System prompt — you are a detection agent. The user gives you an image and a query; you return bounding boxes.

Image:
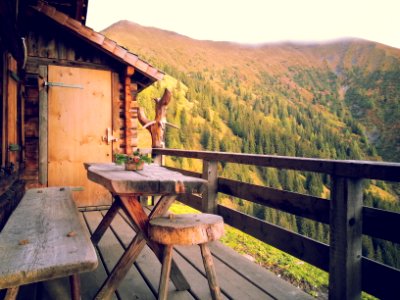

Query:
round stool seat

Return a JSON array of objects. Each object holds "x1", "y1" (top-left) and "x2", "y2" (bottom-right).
[{"x1": 149, "y1": 213, "x2": 224, "y2": 246}]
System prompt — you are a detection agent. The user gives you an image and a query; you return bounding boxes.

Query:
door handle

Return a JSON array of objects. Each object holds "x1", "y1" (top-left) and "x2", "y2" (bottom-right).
[{"x1": 102, "y1": 128, "x2": 118, "y2": 144}]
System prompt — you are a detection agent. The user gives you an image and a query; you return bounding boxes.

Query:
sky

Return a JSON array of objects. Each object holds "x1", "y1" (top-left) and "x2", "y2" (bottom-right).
[{"x1": 86, "y1": 0, "x2": 400, "y2": 49}]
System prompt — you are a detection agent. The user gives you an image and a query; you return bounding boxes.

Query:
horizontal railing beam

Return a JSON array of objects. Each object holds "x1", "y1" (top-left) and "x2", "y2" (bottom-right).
[
  {"x1": 153, "y1": 148, "x2": 400, "y2": 181},
  {"x1": 167, "y1": 166, "x2": 400, "y2": 243},
  {"x1": 218, "y1": 205, "x2": 330, "y2": 271},
  {"x1": 362, "y1": 257, "x2": 400, "y2": 299},
  {"x1": 363, "y1": 206, "x2": 400, "y2": 244},
  {"x1": 218, "y1": 177, "x2": 330, "y2": 224}
]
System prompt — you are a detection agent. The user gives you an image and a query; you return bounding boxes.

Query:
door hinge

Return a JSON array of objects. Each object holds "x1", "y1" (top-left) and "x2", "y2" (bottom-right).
[{"x1": 44, "y1": 79, "x2": 83, "y2": 89}]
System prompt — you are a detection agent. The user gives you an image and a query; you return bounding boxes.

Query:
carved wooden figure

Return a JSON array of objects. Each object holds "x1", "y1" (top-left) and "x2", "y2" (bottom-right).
[{"x1": 137, "y1": 88, "x2": 178, "y2": 148}]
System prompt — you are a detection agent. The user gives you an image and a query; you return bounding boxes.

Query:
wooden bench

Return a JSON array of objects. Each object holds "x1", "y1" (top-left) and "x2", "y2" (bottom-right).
[{"x1": 0, "y1": 187, "x2": 98, "y2": 300}]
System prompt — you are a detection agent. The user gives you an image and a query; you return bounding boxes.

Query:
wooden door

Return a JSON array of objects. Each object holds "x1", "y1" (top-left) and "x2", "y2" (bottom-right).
[{"x1": 48, "y1": 66, "x2": 112, "y2": 207}]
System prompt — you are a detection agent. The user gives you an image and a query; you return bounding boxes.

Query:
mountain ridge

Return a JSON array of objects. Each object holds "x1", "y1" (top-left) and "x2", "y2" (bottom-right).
[{"x1": 103, "y1": 20, "x2": 400, "y2": 162}]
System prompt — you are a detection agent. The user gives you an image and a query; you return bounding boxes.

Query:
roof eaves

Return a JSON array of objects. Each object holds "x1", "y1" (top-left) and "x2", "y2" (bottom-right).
[{"x1": 31, "y1": 2, "x2": 164, "y2": 82}]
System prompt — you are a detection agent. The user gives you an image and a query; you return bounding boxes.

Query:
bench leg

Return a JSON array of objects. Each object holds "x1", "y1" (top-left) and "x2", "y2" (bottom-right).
[
  {"x1": 158, "y1": 245, "x2": 173, "y2": 300},
  {"x1": 200, "y1": 243, "x2": 222, "y2": 300},
  {"x1": 70, "y1": 274, "x2": 81, "y2": 300},
  {"x1": 91, "y1": 199, "x2": 120, "y2": 245},
  {"x1": 5, "y1": 286, "x2": 20, "y2": 300}
]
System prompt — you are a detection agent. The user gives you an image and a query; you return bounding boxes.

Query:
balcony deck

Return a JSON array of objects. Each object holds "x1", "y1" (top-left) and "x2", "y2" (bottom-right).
[{"x1": 28, "y1": 207, "x2": 312, "y2": 300}]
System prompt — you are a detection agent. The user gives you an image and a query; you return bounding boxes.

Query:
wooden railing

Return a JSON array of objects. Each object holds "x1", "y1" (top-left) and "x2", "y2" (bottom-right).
[{"x1": 152, "y1": 148, "x2": 400, "y2": 300}]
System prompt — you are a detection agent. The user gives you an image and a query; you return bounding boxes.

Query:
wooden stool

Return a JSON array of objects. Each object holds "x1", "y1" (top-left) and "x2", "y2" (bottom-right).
[{"x1": 149, "y1": 213, "x2": 224, "y2": 300}]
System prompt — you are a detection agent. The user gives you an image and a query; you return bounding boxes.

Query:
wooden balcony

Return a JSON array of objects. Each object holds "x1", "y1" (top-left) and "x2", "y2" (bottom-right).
[
  {"x1": 3, "y1": 149, "x2": 399, "y2": 299},
  {"x1": 15, "y1": 207, "x2": 311, "y2": 299},
  {"x1": 150, "y1": 148, "x2": 400, "y2": 300}
]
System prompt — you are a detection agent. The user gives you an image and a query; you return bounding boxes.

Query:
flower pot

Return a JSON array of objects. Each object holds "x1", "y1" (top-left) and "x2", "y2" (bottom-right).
[{"x1": 125, "y1": 162, "x2": 144, "y2": 171}]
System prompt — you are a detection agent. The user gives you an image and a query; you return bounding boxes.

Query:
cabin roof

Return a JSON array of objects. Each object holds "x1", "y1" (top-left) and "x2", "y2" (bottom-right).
[{"x1": 31, "y1": 2, "x2": 164, "y2": 83}]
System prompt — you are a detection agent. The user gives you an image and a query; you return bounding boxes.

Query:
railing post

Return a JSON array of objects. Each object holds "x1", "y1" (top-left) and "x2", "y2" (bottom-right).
[
  {"x1": 329, "y1": 176, "x2": 363, "y2": 300},
  {"x1": 153, "y1": 153, "x2": 164, "y2": 166},
  {"x1": 202, "y1": 160, "x2": 218, "y2": 213}
]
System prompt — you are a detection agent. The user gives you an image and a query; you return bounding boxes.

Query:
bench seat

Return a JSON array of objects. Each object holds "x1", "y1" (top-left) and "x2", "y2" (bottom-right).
[{"x1": 0, "y1": 187, "x2": 98, "y2": 298}]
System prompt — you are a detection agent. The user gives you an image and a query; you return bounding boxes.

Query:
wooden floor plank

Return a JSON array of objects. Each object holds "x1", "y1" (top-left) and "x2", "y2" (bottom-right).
[
  {"x1": 175, "y1": 244, "x2": 272, "y2": 300},
  {"x1": 209, "y1": 241, "x2": 314, "y2": 300},
  {"x1": 108, "y1": 211, "x2": 194, "y2": 300},
  {"x1": 84, "y1": 211, "x2": 156, "y2": 300},
  {"x1": 35, "y1": 209, "x2": 316, "y2": 300},
  {"x1": 38, "y1": 213, "x2": 116, "y2": 300}
]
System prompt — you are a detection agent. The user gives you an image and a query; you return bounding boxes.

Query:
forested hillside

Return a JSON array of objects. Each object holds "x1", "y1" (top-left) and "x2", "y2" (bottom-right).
[{"x1": 103, "y1": 20, "x2": 400, "y2": 296}]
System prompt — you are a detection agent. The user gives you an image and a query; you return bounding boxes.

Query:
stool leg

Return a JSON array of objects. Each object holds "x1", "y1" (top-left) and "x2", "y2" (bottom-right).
[
  {"x1": 200, "y1": 243, "x2": 222, "y2": 300},
  {"x1": 158, "y1": 245, "x2": 173, "y2": 300}
]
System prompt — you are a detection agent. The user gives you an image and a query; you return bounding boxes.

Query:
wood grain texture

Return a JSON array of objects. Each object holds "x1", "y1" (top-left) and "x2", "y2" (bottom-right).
[
  {"x1": 202, "y1": 160, "x2": 218, "y2": 213},
  {"x1": 158, "y1": 245, "x2": 174, "y2": 300},
  {"x1": 91, "y1": 199, "x2": 120, "y2": 245},
  {"x1": 4, "y1": 286, "x2": 19, "y2": 300},
  {"x1": 149, "y1": 214, "x2": 224, "y2": 246},
  {"x1": 329, "y1": 177, "x2": 363, "y2": 300},
  {"x1": 94, "y1": 233, "x2": 147, "y2": 300},
  {"x1": 110, "y1": 210, "x2": 309, "y2": 300},
  {"x1": 38, "y1": 65, "x2": 48, "y2": 185},
  {"x1": 152, "y1": 148, "x2": 400, "y2": 181},
  {"x1": 218, "y1": 205, "x2": 330, "y2": 271},
  {"x1": 6, "y1": 59, "x2": 18, "y2": 168},
  {"x1": 200, "y1": 243, "x2": 222, "y2": 300},
  {"x1": 0, "y1": 187, "x2": 98, "y2": 289},
  {"x1": 118, "y1": 195, "x2": 191, "y2": 291},
  {"x1": 48, "y1": 65, "x2": 112, "y2": 206},
  {"x1": 86, "y1": 163, "x2": 206, "y2": 195}
]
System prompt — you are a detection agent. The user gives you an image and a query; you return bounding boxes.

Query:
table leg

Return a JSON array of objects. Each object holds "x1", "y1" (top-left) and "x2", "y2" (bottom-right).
[
  {"x1": 120, "y1": 195, "x2": 190, "y2": 291},
  {"x1": 94, "y1": 233, "x2": 147, "y2": 300},
  {"x1": 91, "y1": 199, "x2": 120, "y2": 245}
]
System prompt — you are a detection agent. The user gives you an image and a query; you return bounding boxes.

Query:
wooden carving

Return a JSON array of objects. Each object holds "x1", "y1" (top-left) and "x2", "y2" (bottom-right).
[{"x1": 137, "y1": 88, "x2": 178, "y2": 148}]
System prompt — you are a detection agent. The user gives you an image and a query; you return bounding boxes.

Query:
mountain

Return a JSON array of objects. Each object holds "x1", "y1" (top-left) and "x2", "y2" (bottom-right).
[
  {"x1": 104, "y1": 20, "x2": 400, "y2": 163},
  {"x1": 102, "y1": 21, "x2": 400, "y2": 286}
]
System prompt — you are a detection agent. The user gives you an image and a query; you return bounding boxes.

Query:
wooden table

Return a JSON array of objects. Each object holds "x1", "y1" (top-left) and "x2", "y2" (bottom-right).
[{"x1": 85, "y1": 163, "x2": 207, "y2": 299}]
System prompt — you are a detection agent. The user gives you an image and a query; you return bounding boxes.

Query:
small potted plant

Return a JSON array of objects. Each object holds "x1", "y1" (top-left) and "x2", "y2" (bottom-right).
[{"x1": 114, "y1": 150, "x2": 153, "y2": 171}]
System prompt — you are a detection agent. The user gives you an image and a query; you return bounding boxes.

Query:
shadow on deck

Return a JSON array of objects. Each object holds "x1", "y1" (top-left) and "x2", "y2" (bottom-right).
[{"x1": 18, "y1": 208, "x2": 313, "y2": 300}]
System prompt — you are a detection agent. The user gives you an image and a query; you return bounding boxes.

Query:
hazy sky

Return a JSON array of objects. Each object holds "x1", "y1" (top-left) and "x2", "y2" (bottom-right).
[{"x1": 87, "y1": 0, "x2": 400, "y2": 49}]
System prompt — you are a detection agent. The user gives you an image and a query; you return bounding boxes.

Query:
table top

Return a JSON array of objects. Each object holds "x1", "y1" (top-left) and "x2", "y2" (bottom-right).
[
  {"x1": 0, "y1": 188, "x2": 98, "y2": 289},
  {"x1": 85, "y1": 163, "x2": 207, "y2": 195}
]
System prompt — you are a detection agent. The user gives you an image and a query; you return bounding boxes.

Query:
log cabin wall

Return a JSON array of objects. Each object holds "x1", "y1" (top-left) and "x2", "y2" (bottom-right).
[
  {"x1": 0, "y1": 49, "x2": 26, "y2": 228},
  {"x1": 21, "y1": 14, "x2": 130, "y2": 188}
]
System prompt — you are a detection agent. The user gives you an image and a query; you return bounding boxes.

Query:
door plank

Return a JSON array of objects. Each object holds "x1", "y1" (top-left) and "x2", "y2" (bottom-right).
[{"x1": 48, "y1": 66, "x2": 112, "y2": 206}]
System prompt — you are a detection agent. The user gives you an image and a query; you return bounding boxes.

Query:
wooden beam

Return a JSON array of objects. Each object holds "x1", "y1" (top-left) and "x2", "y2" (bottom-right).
[
  {"x1": 111, "y1": 72, "x2": 121, "y2": 154},
  {"x1": 124, "y1": 66, "x2": 134, "y2": 154},
  {"x1": 1, "y1": 52, "x2": 7, "y2": 168},
  {"x1": 329, "y1": 176, "x2": 363, "y2": 300},
  {"x1": 218, "y1": 177, "x2": 330, "y2": 224},
  {"x1": 362, "y1": 206, "x2": 400, "y2": 244},
  {"x1": 218, "y1": 205, "x2": 330, "y2": 271},
  {"x1": 167, "y1": 166, "x2": 400, "y2": 243},
  {"x1": 202, "y1": 160, "x2": 218, "y2": 213},
  {"x1": 75, "y1": 0, "x2": 84, "y2": 22},
  {"x1": 362, "y1": 257, "x2": 400, "y2": 299},
  {"x1": 38, "y1": 66, "x2": 48, "y2": 185},
  {"x1": 152, "y1": 149, "x2": 400, "y2": 182}
]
